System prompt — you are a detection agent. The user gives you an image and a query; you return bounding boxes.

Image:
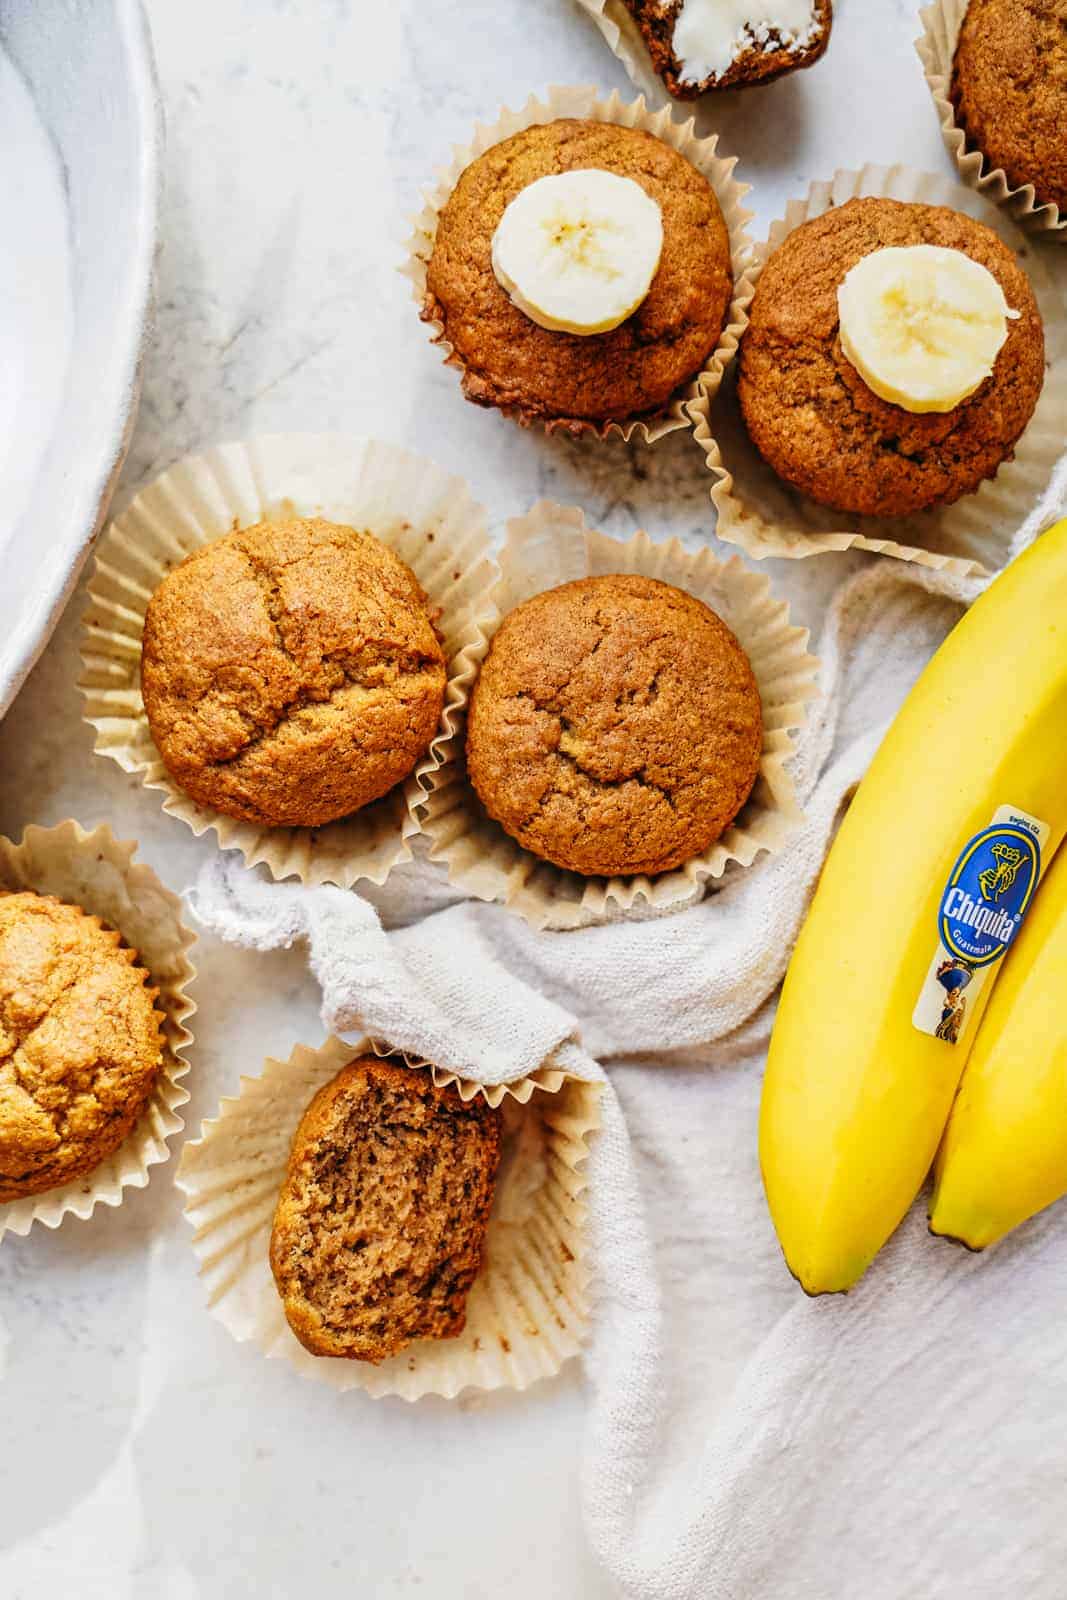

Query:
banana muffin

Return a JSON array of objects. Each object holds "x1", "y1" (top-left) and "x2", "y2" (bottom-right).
[
  {"x1": 466, "y1": 575, "x2": 763, "y2": 878},
  {"x1": 270, "y1": 1057, "x2": 501, "y2": 1363},
  {"x1": 619, "y1": 0, "x2": 833, "y2": 98},
  {"x1": 737, "y1": 197, "x2": 1045, "y2": 518},
  {"x1": 0, "y1": 893, "x2": 164, "y2": 1202},
  {"x1": 421, "y1": 118, "x2": 734, "y2": 433},
  {"x1": 952, "y1": 0, "x2": 1067, "y2": 216},
  {"x1": 141, "y1": 517, "x2": 448, "y2": 829}
]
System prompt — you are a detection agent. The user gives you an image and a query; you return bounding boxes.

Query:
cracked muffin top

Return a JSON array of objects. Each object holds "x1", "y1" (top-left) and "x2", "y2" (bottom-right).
[
  {"x1": 0, "y1": 893, "x2": 164, "y2": 1203},
  {"x1": 421, "y1": 119, "x2": 734, "y2": 433},
  {"x1": 270, "y1": 1056, "x2": 501, "y2": 1363},
  {"x1": 141, "y1": 517, "x2": 448, "y2": 829},
  {"x1": 737, "y1": 197, "x2": 1045, "y2": 518},
  {"x1": 466, "y1": 574, "x2": 763, "y2": 878},
  {"x1": 953, "y1": 0, "x2": 1067, "y2": 216}
]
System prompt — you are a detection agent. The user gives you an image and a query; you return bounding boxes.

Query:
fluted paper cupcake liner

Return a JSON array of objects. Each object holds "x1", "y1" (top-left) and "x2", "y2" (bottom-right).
[
  {"x1": 417, "y1": 501, "x2": 820, "y2": 931},
  {"x1": 79, "y1": 435, "x2": 498, "y2": 888},
  {"x1": 690, "y1": 164, "x2": 1067, "y2": 578},
  {"x1": 571, "y1": 0, "x2": 682, "y2": 103},
  {"x1": 916, "y1": 2, "x2": 1066, "y2": 241},
  {"x1": 404, "y1": 84, "x2": 754, "y2": 443},
  {"x1": 176, "y1": 1036, "x2": 600, "y2": 1401},
  {"x1": 0, "y1": 820, "x2": 196, "y2": 1242}
]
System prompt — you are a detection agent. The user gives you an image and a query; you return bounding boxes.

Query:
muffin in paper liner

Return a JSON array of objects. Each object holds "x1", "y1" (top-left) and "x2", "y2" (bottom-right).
[
  {"x1": 175, "y1": 1035, "x2": 600, "y2": 1401},
  {"x1": 0, "y1": 819, "x2": 197, "y2": 1242},
  {"x1": 690, "y1": 164, "x2": 1067, "y2": 579},
  {"x1": 571, "y1": 0, "x2": 834, "y2": 104},
  {"x1": 417, "y1": 501, "x2": 819, "y2": 932},
  {"x1": 79, "y1": 434, "x2": 498, "y2": 888},
  {"x1": 403, "y1": 84, "x2": 754, "y2": 443},
  {"x1": 916, "y1": 1, "x2": 1066, "y2": 242}
]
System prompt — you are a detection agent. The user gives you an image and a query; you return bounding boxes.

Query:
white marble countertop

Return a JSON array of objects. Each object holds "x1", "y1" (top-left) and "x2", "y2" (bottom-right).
[{"x1": 0, "y1": 2, "x2": 989, "y2": 1594}]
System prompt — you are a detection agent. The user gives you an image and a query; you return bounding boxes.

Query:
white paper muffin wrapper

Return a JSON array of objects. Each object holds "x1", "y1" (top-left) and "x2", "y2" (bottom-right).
[
  {"x1": 690, "y1": 164, "x2": 1067, "y2": 579},
  {"x1": 417, "y1": 501, "x2": 820, "y2": 932},
  {"x1": 404, "y1": 84, "x2": 754, "y2": 443},
  {"x1": 0, "y1": 820, "x2": 197, "y2": 1242},
  {"x1": 916, "y1": 1, "x2": 1066, "y2": 241},
  {"x1": 79, "y1": 435, "x2": 498, "y2": 888},
  {"x1": 176, "y1": 1035, "x2": 600, "y2": 1402},
  {"x1": 571, "y1": 0, "x2": 672, "y2": 103}
]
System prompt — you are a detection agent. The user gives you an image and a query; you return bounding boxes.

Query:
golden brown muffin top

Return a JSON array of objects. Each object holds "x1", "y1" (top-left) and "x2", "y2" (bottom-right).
[
  {"x1": 738, "y1": 197, "x2": 1045, "y2": 518},
  {"x1": 0, "y1": 893, "x2": 164, "y2": 1203},
  {"x1": 466, "y1": 574, "x2": 763, "y2": 879},
  {"x1": 270, "y1": 1056, "x2": 501, "y2": 1363},
  {"x1": 141, "y1": 517, "x2": 448, "y2": 830},
  {"x1": 619, "y1": 0, "x2": 833, "y2": 98},
  {"x1": 423, "y1": 119, "x2": 734, "y2": 432},
  {"x1": 953, "y1": 0, "x2": 1067, "y2": 215}
]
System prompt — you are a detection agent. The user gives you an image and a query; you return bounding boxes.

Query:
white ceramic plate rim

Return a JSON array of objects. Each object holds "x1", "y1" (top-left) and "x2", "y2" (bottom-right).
[{"x1": 0, "y1": 0, "x2": 161, "y2": 719}]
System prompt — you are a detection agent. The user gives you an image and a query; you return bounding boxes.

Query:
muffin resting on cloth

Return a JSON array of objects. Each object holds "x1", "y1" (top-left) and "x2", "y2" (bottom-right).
[
  {"x1": 466, "y1": 574, "x2": 763, "y2": 878},
  {"x1": 737, "y1": 197, "x2": 1045, "y2": 517},
  {"x1": 141, "y1": 517, "x2": 447, "y2": 829},
  {"x1": 619, "y1": 0, "x2": 833, "y2": 98},
  {"x1": 0, "y1": 893, "x2": 164, "y2": 1202},
  {"x1": 270, "y1": 1057, "x2": 501, "y2": 1363},
  {"x1": 422, "y1": 119, "x2": 734, "y2": 432},
  {"x1": 952, "y1": 0, "x2": 1067, "y2": 216}
]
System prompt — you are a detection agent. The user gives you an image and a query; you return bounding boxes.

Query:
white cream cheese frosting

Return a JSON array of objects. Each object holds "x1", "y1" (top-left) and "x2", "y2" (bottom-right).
[{"x1": 672, "y1": 0, "x2": 821, "y2": 87}]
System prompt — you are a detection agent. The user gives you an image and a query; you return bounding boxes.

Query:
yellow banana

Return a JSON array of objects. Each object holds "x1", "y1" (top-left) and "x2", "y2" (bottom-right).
[
  {"x1": 929, "y1": 839, "x2": 1067, "y2": 1250},
  {"x1": 760, "y1": 517, "x2": 1067, "y2": 1294}
]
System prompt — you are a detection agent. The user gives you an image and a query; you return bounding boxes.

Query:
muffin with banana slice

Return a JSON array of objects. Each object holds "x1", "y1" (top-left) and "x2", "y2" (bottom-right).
[
  {"x1": 420, "y1": 118, "x2": 735, "y2": 434},
  {"x1": 737, "y1": 197, "x2": 1045, "y2": 517}
]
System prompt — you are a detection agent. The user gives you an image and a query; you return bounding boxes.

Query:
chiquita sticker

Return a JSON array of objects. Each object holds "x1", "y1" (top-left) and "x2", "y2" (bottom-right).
[{"x1": 913, "y1": 804, "x2": 1049, "y2": 1046}]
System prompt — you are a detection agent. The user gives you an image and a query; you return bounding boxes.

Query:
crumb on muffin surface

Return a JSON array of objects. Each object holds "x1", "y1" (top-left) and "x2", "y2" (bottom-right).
[
  {"x1": 141, "y1": 516, "x2": 448, "y2": 830},
  {"x1": 737, "y1": 197, "x2": 1045, "y2": 518},
  {"x1": 466, "y1": 574, "x2": 763, "y2": 879},
  {"x1": 0, "y1": 892, "x2": 164, "y2": 1202},
  {"x1": 270, "y1": 1056, "x2": 501, "y2": 1363},
  {"x1": 422, "y1": 119, "x2": 734, "y2": 432}
]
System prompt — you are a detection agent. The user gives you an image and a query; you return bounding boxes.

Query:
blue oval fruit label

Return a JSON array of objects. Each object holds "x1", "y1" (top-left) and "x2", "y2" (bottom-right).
[
  {"x1": 938, "y1": 823, "x2": 1041, "y2": 967},
  {"x1": 914, "y1": 805, "x2": 1050, "y2": 1045}
]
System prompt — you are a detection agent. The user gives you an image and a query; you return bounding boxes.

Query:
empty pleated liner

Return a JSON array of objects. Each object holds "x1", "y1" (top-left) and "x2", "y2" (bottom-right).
[
  {"x1": 417, "y1": 500, "x2": 821, "y2": 931},
  {"x1": 0, "y1": 819, "x2": 197, "y2": 1242},
  {"x1": 176, "y1": 1036, "x2": 601, "y2": 1401},
  {"x1": 79, "y1": 433, "x2": 499, "y2": 888},
  {"x1": 916, "y1": 1, "x2": 1066, "y2": 241},
  {"x1": 690, "y1": 164, "x2": 1067, "y2": 578},
  {"x1": 404, "y1": 83, "x2": 755, "y2": 443}
]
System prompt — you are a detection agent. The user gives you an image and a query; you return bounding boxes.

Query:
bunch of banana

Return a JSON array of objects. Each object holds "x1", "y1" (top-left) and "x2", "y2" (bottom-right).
[{"x1": 760, "y1": 517, "x2": 1067, "y2": 1294}]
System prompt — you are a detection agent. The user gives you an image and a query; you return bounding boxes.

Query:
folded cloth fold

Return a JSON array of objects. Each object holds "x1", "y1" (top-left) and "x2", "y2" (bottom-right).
[{"x1": 191, "y1": 501, "x2": 1067, "y2": 1599}]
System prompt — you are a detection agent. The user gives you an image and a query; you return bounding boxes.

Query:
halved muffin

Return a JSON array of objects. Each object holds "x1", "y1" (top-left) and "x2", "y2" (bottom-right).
[{"x1": 270, "y1": 1057, "x2": 501, "y2": 1363}]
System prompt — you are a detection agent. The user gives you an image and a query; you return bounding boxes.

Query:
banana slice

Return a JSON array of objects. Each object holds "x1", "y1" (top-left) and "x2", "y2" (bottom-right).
[
  {"x1": 491, "y1": 169, "x2": 664, "y2": 337},
  {"x1": 837, "y1": 244, "x2": 1020, "y2": 414}
]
